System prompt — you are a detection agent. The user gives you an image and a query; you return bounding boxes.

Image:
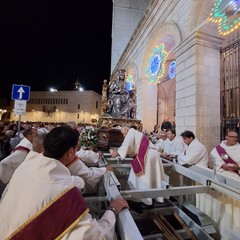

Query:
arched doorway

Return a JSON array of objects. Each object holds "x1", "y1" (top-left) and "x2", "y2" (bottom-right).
[{"x1": 139, "y1": 22, "x2": 181, "y2": 129}]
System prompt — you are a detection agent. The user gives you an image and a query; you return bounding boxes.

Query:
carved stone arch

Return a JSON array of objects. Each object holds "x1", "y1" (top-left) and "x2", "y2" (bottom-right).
[
  {"x1": 185, "y1": 0, "x2": 216, "y2": 36},
  {"x1": 138, "y1": 22, "x2": 180, "y2": 125}
]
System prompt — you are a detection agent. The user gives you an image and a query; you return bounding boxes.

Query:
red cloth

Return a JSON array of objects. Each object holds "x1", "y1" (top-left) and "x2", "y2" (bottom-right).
[
  {"x1": 9, "y1": 187, "x2": 89, "y2": 240},
  {"x1": 13, "y1": 146, "x2": 30, "y2": 153}
]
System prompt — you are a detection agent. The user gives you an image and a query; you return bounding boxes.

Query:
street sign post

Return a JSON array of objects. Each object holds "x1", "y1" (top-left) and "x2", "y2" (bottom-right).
[
  {"x1": 12, "y1": 84, "x2": 31, "y2": 138},
  {"x1": 14, "y1": 100, "x2": 27, "y2": 115},
  {"x1": 12, "y1": 84, "x2": 30, "y2": 101}
]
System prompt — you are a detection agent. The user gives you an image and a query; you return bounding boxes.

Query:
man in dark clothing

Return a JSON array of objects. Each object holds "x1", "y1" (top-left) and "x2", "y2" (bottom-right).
[{"x1": 161, "y1": 117, "x2": 172, "y2": 131}]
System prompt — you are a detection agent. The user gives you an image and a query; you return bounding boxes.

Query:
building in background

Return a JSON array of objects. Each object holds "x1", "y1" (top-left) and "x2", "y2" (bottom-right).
[{"x1": 10, "y1": 90, "x2": 101, "y2": 124}]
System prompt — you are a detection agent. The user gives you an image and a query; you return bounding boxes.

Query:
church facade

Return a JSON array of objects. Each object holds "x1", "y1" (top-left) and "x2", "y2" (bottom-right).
[
  {"x1": 111, "y1": 0, "x2": 240, "y2": 238},
  {"x1": 111, "y1": 0, "x2": 239, "y2": 152}
]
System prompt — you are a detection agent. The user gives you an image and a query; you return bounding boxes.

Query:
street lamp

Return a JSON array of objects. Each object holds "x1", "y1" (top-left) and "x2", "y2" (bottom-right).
[{"x1": 49, "y1": 88, "x2": 58, "y2": 92}]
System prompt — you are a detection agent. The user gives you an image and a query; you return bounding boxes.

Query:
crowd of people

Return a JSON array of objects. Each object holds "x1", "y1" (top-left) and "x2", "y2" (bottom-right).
[{"x1": 0, "y1": 118, "x2": 240, "y2": 239}]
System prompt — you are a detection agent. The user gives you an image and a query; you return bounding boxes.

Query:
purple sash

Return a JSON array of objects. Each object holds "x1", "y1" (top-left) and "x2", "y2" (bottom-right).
[
  {"x1": 8, "y1": 187, "x2": 89, "y2": 240},
  {"x1": 14, "y1": 146, "x2": 30, "y2": 153},
  {"x1": 216, "y1": 144, "x2": 240, "y2": 175},
  {"x1": 131, "y1": 134, "x2": 149, "y2": 176}
]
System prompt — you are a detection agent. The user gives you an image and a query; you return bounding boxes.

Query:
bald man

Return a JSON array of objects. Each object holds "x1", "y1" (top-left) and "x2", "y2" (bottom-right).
[{"x1": 111, "y1": 125, "x2": 165, "y2": 205}]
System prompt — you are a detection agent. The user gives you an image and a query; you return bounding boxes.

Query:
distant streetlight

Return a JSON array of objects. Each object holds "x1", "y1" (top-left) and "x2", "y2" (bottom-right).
[
  {"x1": 79, "y1": 87, "x2": 84, "y2": 92},
  {"x1": 50, "y1": 88, "x2": 58, "y2": 92}
]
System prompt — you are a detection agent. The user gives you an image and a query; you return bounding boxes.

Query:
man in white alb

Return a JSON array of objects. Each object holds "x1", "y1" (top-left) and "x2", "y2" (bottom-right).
[
  {"x1": 210, "y1": 130, "x2": 240, "y2": 179},
  {"x1": 154, "y1": 131, "x2": 170, "y2": 152},
  {"x1": 161, "y1": 129, "x2": 185, "y2": 158},
  {"x1": 176, "y1": 130, "x2": 208, "y2": 168},
  {"x1": 111, "y1": 125, "x2": 165, "y2": 205}
]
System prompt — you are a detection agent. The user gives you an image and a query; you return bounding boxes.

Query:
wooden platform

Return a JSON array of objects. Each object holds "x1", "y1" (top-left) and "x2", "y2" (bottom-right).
[{"x1": 97, "y1": 128, "x2": 124, "y2": 150}]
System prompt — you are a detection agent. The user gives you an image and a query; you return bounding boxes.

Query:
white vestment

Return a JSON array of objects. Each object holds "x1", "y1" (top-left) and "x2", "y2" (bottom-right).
[
  {"x1": 70, "y1": 175, "x2": 85, "y2": 191},
  {"x1": 164, "y1": 136, "x2": 185, "y2": 155},
  {"x1": 154, "y1": 139, "x2": 164, "y2": 151},
  {"x1": 117, "y1": 128, "x2": 165, "y2": 205},
  {"x1": 177, "y1": 138, "x2": 209, "y2": 167},
  {"x1": 210, "y1": 140, "x2": 240, "y2": 179},
  {"x1": 196, "y1": 191, "x2": 240, "y2": 239},
  {"x1": 196, "y1": 143, "x2": 240, "y2": 239},
  {"x1": 0, "y1": 152, "x2": 116, "y2": 240},
  {"x1": 0, "y1": 137, "x2": 32, "y2": 183},
  {"x1": 162, "y1": 138, "x2": 170, "y2": 152},
  {"x1": 155, "y1": 138, "x2": 170, "y2": 153},
  {"x1": 68, "y1": 159, "x2": 106, "y2": 189},
  {"x1": 76, "y1": 148, "x2": 100, "y2": 165}
]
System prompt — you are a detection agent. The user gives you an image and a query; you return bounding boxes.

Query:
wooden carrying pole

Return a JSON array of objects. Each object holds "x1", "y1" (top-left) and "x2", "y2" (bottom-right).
[
  {"x1": 173, "y1": 211, "x2": 197, "y2": 240},
  {"x1": 158, "y1": 213, "x2": 183, "y2": 240},
  {"x1": 149, "y1": 212, "x2": 180, "y2": 240}
]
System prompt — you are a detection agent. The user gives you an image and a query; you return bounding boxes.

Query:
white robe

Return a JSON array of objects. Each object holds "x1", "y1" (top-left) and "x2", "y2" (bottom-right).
[
  {"x1": 117, "y1": 128, "x2": 165, "y2": 205},
  {"x1": 154, "y1": 138, "x2": 164, "y2": 151},
  {"x1": 76, "y1": 148, "x2": 100, "y2": 165},
  {"x1": 197, "y1": 142, "x2": 240, "y2": 239},
  {"x1": 177, "y1": 138, "x2": 209, "y2": 168},
  {"x1": 68, "y1": 159, "x2": 106, "y2": 189},
  {"x1": 0, "y1": 137, "x2": 32, "y2": 183},
  {"x1": 196, "y1": 191, "x2": 240, "y2": 240},
  {"x1": 210, "y1": 140, "x2": 240, "y2": 179},
  {"x1": 154, "y1": 138, "x2": 170, "y2": 153},
  {"x1": 163, "y1": 138, "x2": 170, "y2": 152},
  {"x1": 164, "y1": 136, "x2": 185, "y2": 155},
  {"x1": 0, "y1": 152, "x2": 116, "y2": 240}
]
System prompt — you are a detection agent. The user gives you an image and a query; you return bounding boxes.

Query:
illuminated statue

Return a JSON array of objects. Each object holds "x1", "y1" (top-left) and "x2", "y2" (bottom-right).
[{"x1": 103, "y1": 69, "x2": 136, "y2": 118}]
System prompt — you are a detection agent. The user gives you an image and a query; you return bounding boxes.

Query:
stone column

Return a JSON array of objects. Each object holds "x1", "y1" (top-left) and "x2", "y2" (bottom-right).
[{"x1": 174, "y1": 31, "x2": 224, "y2": 151}]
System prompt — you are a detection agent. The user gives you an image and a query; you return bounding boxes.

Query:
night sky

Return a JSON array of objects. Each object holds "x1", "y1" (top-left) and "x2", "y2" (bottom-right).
[{"x1": 0, "y1": 1, "x2": 112, "y2": 103}]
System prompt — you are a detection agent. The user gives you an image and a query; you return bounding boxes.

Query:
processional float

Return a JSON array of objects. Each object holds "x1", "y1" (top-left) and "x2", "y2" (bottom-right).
[{"x1": 97, "y1": 69, "x2": 141, "y2": 150}]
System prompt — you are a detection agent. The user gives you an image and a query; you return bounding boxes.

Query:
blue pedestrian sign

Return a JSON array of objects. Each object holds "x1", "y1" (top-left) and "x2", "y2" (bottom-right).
[{"x1": 12, "y1": 84, "x2": 31, "y2": 101}]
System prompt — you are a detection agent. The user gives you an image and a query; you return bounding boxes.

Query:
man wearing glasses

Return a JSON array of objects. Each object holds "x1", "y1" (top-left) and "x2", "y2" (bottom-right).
[{"x1": 210, "y1": 130, "x2": 240, "y2": 179}]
